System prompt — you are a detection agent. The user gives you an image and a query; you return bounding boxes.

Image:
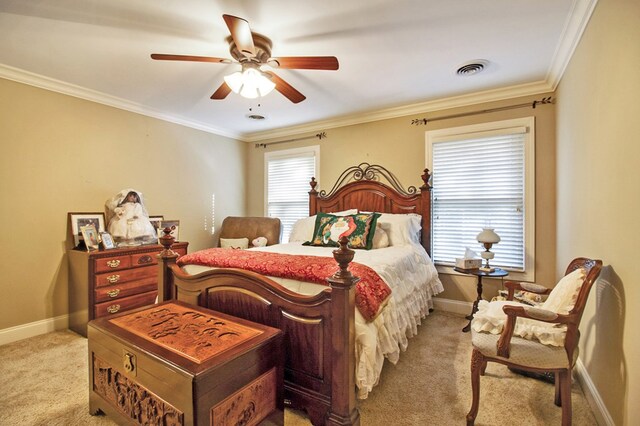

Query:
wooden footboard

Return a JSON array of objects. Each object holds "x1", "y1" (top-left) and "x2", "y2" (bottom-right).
[{"x1": 157, "y1": 234, "x2": 360, "y2": 426}]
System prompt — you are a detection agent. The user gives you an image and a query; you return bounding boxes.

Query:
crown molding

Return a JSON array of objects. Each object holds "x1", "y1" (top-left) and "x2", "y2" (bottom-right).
[
  {"x1": 0, "y1": 63, "x2": 242, "y2": 140},
  {"x1": 0, "y1": 0, "x2": 595, "y2": 144},
  {"x1": 243, "y1": 0, "x2": 597, "y2": 143},
  {"x1": 546, "y1": 0, "x2": 599, "y2": 90},
  {"x1": 242, "y1": 80, "x2": 553, "y2": 142}
]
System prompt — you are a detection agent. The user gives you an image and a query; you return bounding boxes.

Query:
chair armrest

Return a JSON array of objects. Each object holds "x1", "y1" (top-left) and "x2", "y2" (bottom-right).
[
  {"x1": 504, "y1": 281, "x2": 551, "y2": 301},
  {"x1": 496, "y1": 306, "x2": 576, "y2": 358}
]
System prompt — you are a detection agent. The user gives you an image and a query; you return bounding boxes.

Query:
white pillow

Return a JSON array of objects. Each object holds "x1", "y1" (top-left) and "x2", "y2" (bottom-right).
[
  {"x1": 376, "y1": 213, "x2": 422, "y2": 246},
  {"x1": 288, "y1": 209, "x2": 358, "y2": 243},
  {"x1": 541, "y1": 268, "x2": 586, "y2": 314},
  {"x1": 220, "y1": 237, "x2": 249, "y2": 249},
  {"x1": 371, "y1": 224, "x2": 390, "y2": 249}
]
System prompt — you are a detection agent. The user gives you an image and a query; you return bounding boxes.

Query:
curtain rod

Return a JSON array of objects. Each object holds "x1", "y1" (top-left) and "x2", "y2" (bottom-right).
[
  {"x1": 255, "y1": 131, "x2": 327, "y2": 148},
  {"x1": 410, "y1": 96, "x2": 554, "y2": 126}
]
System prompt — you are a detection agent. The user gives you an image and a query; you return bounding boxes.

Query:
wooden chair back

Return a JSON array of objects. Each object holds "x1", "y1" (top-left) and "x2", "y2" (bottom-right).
[{"x1": 562, "y1": 257, "x2": 603, "y2": 359}]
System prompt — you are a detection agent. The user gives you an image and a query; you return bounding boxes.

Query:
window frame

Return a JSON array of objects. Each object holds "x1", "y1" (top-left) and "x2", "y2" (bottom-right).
[
  {"x1": 425, "y1": 117, "x2": 535, "y2": 281},
  {"x1": 264, "y1": 145, "x2": 320, "y2": 242}
]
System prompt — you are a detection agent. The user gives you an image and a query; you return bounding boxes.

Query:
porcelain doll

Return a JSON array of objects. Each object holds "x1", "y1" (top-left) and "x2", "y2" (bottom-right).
[{"x1": 105, "y1": 189, "x2": 156, "y2": 243}]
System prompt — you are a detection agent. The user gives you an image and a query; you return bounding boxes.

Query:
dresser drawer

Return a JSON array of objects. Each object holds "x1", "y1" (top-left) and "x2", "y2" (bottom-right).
[
  {"x1": 94, "y1": 290, "x2": 157, "y2": 318},
  {"x1": 95, "y1": 256, "x2": 132, "y2": 273},
  {"x1": 131, "y1": 252, "x2": 158, "y2": 267},
  {"x1": 94, "y1": 265, "x2": 156, "y2": 287},
  {"x1": 94, "y1": 279, "x2": 157, "y2": 303}
]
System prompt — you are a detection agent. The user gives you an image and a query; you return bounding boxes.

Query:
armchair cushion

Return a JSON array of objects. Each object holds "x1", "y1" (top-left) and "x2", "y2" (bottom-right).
[{"x1": 471, "y1": 329, "x2": 578, "y2": 369}]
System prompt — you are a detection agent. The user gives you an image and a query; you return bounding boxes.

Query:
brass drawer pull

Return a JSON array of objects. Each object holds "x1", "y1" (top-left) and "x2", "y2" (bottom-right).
[
  {"x1": 107, "y1": 304, "x2": 121, "y2": 314},
  {"x1": 106, "y1": 274, "x2": 120, "y2": 284},
  {"x1": 106, "y1": 259, "x2": 121, "y2": 268},
  {"x1": 138, "y1": 255, "x2": 153, "y2": 264},
  {"x1": 106, "y1": 289, "x2": 120, "y2": 298}
]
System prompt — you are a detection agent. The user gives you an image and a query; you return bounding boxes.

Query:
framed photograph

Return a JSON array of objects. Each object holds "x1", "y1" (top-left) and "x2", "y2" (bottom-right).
[
  {"x1": 80, "y1": 224, "x2": 100, "y2": 251},
  {"x1": 149, "y1": 215, "x2": 164, "y2": 239},
  {"x1": 159, "y1": 220, "x2": 180, "y2": 241},
  {"x1": 69, "y1": 212, "x2": 105, "y2": 248},
  {"x1": 100, "y1": 232, "x2": 116, "y2": 250}
]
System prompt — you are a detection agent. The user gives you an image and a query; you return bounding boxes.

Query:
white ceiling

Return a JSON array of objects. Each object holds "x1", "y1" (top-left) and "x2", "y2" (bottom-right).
[{"x1": 0, "y1": 0, "x2": 595, "y2": 141}]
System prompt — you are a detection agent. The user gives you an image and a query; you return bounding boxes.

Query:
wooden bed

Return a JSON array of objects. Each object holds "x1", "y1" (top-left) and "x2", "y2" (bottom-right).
[{"x1": 157, "y1": 163, "x2": 432, "y2": 426}]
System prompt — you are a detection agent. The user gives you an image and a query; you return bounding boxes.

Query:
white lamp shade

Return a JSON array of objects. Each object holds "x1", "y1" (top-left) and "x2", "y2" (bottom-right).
[
  {"x1": 224, "y1": 67, "x2": 275, "y2": 99},
  {"x1": 477, "y1": 228, "x2": 500, "y2": 244}
]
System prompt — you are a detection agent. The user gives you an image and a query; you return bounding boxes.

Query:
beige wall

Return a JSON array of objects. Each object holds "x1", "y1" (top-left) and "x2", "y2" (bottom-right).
[
  {"x1": 0, "y1": 78, "x2": 247, "y2": 330},
  {"x1": 557, "y1": 0, "x2": 639, "y2": 424},
  {"x1": 247, "y1": 93, "x2": 557, "y2": 302}
]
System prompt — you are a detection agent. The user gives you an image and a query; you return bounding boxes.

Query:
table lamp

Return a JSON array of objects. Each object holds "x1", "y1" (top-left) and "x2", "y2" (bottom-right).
[{"x1": 477, "y1": 228, "x2": 500, "y2": 272}]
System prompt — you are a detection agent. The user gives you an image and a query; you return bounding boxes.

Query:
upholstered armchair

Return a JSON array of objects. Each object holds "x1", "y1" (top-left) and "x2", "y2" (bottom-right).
[
  {"x1": 217, "y1": 216, "x2": 281, "y2": 248},
  {"x1": 466, "y1": 257, "x2": 603, "y2": 426}
]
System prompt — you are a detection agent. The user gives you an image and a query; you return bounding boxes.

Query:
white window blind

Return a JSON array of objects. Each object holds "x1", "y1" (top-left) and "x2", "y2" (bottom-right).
[
  {"x1": 426, "y1": 117, "x2": 535, "y2": 278},
  {"x1": 266, "y1": 147, "x2": 318, "y2": 242}
]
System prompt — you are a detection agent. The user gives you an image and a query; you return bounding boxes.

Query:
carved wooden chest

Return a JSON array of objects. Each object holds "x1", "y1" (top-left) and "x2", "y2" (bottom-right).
[{"x1": 88, "y1": 300, "x2": 284, "y2": 426}]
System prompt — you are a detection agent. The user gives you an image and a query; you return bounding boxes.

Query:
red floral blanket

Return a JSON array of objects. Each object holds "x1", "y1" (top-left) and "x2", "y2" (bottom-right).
[{"x1": 177, "y1": 249, "x2": 392, "y2": 322}]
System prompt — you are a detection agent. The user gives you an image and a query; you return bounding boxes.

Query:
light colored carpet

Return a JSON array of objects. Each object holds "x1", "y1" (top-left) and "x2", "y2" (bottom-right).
[{"x1": 0, "y1": 311, "x2": 597, "y2": 425}]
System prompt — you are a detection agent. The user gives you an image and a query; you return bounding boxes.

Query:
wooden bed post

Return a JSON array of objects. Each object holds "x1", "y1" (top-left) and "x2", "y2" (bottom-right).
[
  {"x1": 325, "y1": 237, "x2": 360, "y2": 426},
  {"x1": 420, "y1": 168, "x2": 432, "y2": 257},
  {"x1": 157, "y1": 227, "x2": 179, "y2": 302},
  {"x1": 309, "y1": 177, "x2": 319, "y2": 216}
]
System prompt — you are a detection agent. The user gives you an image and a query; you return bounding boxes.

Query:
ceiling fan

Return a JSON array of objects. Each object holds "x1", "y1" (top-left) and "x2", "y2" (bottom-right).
[{"x1": 151, "y1": 14, "x2": 339, "y2": 104}]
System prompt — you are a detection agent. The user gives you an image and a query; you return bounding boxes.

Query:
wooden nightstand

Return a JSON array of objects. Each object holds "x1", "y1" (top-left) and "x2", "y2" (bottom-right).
[
  {"x1": 454, "y1": 267, "x2": 508, "y2": 332},
  {"x1": 68, "y1": 242, "x2": 188, "y2": 337}
]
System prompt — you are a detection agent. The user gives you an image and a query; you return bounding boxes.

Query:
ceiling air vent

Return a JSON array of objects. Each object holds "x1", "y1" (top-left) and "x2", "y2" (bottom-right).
[{"x1": 456, "y1": 60, "x2": 489, "y2": 76}]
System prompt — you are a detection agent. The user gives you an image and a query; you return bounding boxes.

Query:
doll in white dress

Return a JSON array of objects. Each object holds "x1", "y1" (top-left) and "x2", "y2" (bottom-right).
[{"x1": 105, "y1": 189, "x2": 156, "y2": 243}]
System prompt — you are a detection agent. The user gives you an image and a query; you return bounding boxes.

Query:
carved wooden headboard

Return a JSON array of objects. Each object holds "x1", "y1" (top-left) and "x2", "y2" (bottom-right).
[{"x1": 308, "y1": 163, "x2": 432, "y2": 255}]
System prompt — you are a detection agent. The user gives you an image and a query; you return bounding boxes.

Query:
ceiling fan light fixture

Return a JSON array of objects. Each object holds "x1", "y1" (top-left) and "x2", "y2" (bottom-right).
[{"x1": 224, "y1": 65, "x2": 275, "y2": 99}]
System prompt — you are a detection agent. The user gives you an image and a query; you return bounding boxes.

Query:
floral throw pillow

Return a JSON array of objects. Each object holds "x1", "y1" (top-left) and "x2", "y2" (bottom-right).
[{"x1": 304, "y1": 212, "x2": 381, "y2": 249}]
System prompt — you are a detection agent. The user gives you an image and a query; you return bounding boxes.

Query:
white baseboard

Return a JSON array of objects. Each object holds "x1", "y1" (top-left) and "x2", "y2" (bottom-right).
[
  {"x1": 575, "y1": 358, "x2": 614, "y2": 426},
  {"x1": 0, "y1": 314, "x2": 69, "y2": 346},
  {"x1": 432, "y1": 297, "x2": 473, "y2": 316}
]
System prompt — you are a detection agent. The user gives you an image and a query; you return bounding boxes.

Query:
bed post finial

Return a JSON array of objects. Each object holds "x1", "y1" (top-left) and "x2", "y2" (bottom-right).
[
  {"x1": 326, "y1": 236, "x2": 361, "y2": 426},
  {"x1": 421, "y1": 168, "x2": 432, "y2": 190},
  {"x1": 332, "y1": 237, "x2": 356, "y2": 281},
  {"x1": 309, "y1": 177, "x2": 318, "y2": 194},
  {"x1": 159, "y1": 227, "x2": 178, "y2": 256}
]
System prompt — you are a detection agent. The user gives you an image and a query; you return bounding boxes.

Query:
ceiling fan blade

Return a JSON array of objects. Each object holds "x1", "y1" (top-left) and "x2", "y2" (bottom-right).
[
  {"x1": 151, "y1": 53, "x2": 231, "y2": 63},
  {"x1": 211, "y1": 82, "x2": 232, "y2": 100},
  {"x1": 265, "y1": 72, "x2": 306, "y2": 104},
  {"x1": 223, "y1": 14, "x2": 256, "y2": 57},
  {"x1": 268, "y1": 56, "x2": 339, "y2": 70}
]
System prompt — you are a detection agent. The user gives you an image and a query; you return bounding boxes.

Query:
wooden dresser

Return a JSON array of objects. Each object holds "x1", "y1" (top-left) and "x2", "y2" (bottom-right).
[{"x1": 68, "y1": 242, "x2": 188, "y2": 337}]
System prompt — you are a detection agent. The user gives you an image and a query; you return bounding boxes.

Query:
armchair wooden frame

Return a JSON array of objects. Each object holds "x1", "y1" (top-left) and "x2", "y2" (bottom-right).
[{"x1": 466, "y1": 257, "x2": 603, "y2": 426}]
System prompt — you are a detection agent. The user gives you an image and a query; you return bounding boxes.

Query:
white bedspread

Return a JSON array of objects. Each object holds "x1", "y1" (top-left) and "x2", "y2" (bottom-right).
[{"x1": 182, "y1": 242, "x2": 443, "y2": 399}]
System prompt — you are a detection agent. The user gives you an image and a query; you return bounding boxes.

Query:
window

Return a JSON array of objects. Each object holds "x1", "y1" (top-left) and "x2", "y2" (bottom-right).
[
  {"x1": 426, "y1": 117, "x2": 535, "y2": 280},
  {"x1": 265, "y1": 146, "x2": 319, "y2": 242}
]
